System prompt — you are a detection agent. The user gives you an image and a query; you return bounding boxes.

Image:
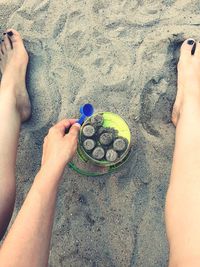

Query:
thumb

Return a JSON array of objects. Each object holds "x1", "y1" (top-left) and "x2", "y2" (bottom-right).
[{"x1": 68, "y1": 123, "x2": 81, "y2": 138}]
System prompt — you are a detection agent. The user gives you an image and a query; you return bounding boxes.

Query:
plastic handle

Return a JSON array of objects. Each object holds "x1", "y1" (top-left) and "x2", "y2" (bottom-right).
[
  {"x1": 77, "y1": 103, "x2": 94, "y2": 125},
  {"x1": 77, "y1": 115, "x2": 86, "y2": 125}
]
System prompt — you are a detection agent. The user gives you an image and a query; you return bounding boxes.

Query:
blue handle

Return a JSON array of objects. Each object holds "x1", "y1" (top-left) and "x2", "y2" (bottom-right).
[
  {"x1": 77, "y1": 114, "x2": 86, "y2": 125},
  {"x1": 77, "y1": 103, "x2": 94, "y2": 125}
]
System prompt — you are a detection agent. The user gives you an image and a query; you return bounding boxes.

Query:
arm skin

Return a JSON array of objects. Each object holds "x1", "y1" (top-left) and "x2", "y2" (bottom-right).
[
  {"x1": 0, "y1": 168, "x2": 59, "y2": 267},
  {"x1": 0, "y1": 119, "x2": 80, "y2": 267}
]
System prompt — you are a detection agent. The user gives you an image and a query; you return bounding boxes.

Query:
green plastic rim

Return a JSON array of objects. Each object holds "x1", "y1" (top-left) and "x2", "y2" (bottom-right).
[
  {"x1": 69, "y1": 112, "x2": 132, "y2": 176},
  {"x1": 68, "y1": 147, "x2": 132, "y2": 177},
  {"x1": 79, "y1": 112, "x2": 131, "y2": 167}
]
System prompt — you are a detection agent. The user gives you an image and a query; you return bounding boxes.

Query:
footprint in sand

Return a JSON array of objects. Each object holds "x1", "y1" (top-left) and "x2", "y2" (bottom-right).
[
  {"x1": 134, "y1": 26, "x2": 200, "y2": 138},
  {"x1": 23, "y1": 40, "x2": 61, "y2": 131}
]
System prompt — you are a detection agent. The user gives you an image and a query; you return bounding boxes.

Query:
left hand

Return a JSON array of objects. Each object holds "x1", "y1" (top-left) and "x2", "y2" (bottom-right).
[{"x1": 41, "y1": 119, "x2": 80, "y2": 177}]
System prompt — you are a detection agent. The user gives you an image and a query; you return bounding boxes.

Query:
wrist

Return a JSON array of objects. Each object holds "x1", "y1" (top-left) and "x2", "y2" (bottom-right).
[
  {"x1": 40, "y1": 161, "x2": 66, "y2": 179},
  {"x1": 32, "y1": 168, "x2": 59, "y2": 201},
  {"x1": 35, "y1": 165, "x2": 64, "y2": 190}
]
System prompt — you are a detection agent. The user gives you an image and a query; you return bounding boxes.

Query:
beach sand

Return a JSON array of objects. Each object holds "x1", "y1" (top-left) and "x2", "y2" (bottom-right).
[{"x1": 0, "y1": 0, "x2": 198, "y2": 266}]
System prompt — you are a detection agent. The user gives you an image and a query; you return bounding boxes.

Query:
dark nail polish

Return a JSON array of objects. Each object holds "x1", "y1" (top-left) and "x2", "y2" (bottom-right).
[
  {"x1": 7, "y1": 31, "x2": 13, "y2": 37},
  {"x1": 187, "y1": 39, "x2": 194, "y2": 45},
  {"x1": 3, "y1": 33, "x2": 6, "y2": 35},
  {"x1": 1, "y1": 40, "x2": 4, "y2": 42}
]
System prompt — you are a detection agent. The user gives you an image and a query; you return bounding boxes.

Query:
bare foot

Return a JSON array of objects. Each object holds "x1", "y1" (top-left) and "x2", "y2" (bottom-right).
[
  {"x1": 172, "y1": 39, "x2": 200, "y2": 126},
  {"x1": 0, "y1": 29, "x2": 31, "y2": 122}
]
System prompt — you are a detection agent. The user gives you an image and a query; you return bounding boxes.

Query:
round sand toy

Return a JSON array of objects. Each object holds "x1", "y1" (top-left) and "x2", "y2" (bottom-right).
[{"x1": 69, "y1": 112, "x2": 132, "y2": 176}]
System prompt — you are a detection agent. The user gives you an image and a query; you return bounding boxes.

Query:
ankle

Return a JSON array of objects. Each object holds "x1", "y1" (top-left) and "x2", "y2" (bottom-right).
[
  {"x1": 0, "y1": 91, "x2": 22, "y2": 121},
  {"x1": 1, "y1": 74, "x2": 25, "y2": 89},
  {"x1": 172, "y1": 94, "x2": 200, "y2": 126},
  {"x1": 0, "y1": 87, "x2": 17, "y2": 100},
  {"x1": 176, "y1": 99, "x2": 200, "y2": 125}
]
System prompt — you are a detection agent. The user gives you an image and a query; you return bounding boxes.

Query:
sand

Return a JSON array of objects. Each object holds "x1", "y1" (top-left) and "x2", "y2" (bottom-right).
[{"x1": 0, "y1": 0, "x2": 198, "y2": 266}]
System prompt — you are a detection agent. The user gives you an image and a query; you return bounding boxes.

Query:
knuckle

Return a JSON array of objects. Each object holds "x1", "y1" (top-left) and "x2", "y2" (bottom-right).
[
  {"x1": 70, "y1": 126, "x2": 79, "y2": 134},
  {"x1": 48, "y1": 127, "x2": 54, "y2": 133}
]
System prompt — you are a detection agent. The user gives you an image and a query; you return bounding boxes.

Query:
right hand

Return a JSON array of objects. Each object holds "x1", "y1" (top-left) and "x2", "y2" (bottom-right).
[{"x1": 41, "y1": 119, "x2": 80, "y2": 177}]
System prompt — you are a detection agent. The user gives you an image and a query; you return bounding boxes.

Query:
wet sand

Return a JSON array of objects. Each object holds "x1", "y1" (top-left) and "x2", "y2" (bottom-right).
[{"x1": 0, "y1": 1, "x2": 198, "y2": 266}]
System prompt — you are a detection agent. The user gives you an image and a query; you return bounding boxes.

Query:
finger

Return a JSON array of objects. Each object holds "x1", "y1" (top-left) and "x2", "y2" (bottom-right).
[
  {"x1": 67, "y1": 123, "x2": 80, "y2": 139},
  {"x1": 55, "y1": 118, "x2": 77, "y2": 130},
  {"x1": 54, "y1": 119, "x2": 71, "y2": 128},
  {"x1": 54, "y1": 119, "x2": 78, "y2": 137},
  {"x1": 51, "y1": 120, "x2": 71, "y2": 136}
]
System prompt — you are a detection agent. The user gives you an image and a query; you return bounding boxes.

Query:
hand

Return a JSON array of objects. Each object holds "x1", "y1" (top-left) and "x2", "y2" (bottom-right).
[{"x1": 41, "y1": 119, "x2": 80, "y2": 177}]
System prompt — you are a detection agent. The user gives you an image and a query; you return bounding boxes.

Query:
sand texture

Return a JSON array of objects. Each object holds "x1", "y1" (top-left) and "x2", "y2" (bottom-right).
[{"x1": 0, "y1": 0, "x2": 198, "y2": 266}]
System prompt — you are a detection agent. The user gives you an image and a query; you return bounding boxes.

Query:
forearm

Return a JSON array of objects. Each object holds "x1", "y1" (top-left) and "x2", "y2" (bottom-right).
[{"x1": 0, "y1": 167, "x2": 61, "y2": 267}]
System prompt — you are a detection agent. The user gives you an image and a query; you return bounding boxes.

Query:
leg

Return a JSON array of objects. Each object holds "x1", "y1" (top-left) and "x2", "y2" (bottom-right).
[
  {"x1": 0, "y1": 29, "x2": 31, "y2": 240},
  {"x1": 165, "y1": 39, "x2": 200, "y2": 266}
]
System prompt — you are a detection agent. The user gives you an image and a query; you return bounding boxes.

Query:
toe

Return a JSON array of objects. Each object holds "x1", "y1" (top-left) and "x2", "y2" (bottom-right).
[
  {"x1": 6, "y1": 28, "x2": 20, "y2": 37},
  {"x1": 3, "y1": 34, "x2": 12, "y2": 50},
  {"x1": 1, "y1": 40, "x2": 6, "y2": 55},
  {"x1": 0, "y1": 43, "x2": 3, "y2": 57},
  {"x1": 5, "y1": 29, "x2": 23, "y2": 47},
  {"x1": 194, "y1": 42, "x2": 200, "y2": 58},
  {"x1": 180, "y1": 39, "x2": 195, "y2": 61},
  {"x1": 0, "y1": 42, "x2": 3, "y2": 55}
]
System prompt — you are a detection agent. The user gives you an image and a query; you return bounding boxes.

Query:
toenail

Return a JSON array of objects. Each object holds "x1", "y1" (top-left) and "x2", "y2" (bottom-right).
[
  {"x1": 7, "y1": 31, "x2": 13, "y2": 37},
  {"x1": 187, "y1": 39, "x2": 194, "y2": 45}
]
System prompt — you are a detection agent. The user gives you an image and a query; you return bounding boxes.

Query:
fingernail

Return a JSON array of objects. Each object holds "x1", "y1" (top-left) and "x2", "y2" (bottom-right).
[
  {"x1": 7, "y1": 31, "x2": 13, "y2": 37},
  {"x1": 1, "y1": 40, "x2": 4, "y2": 42},
  {"x1": 3, "y1": 33, "x2": 6, "y2": 35},
  {"x1": 187, "y1": 39, "x2": 194, "y2": 45},
  {"x1": 74, "y1": 122, "x2": 81, "y2": 127}
]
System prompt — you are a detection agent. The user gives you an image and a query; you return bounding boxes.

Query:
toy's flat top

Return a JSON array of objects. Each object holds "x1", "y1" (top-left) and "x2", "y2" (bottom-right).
[
  {"x1": 79, "y1": 112, "x2": 131, "y2": 166},
  {"x1": 69, "y1": 112, "x2": 132, "y2": 175}
]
